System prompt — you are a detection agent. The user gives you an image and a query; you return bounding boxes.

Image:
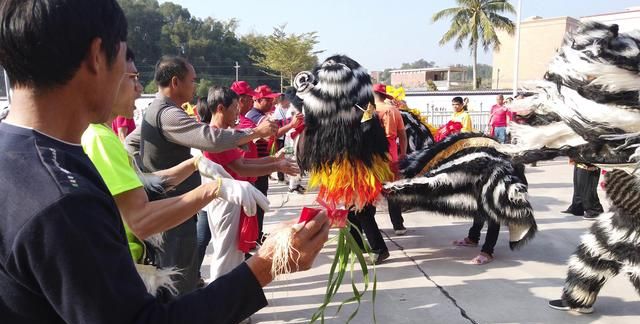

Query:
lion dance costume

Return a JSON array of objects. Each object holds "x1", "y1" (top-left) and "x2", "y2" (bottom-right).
[
  {"x1": 504, "y1": 22, "x2": 640, "y2": 312},
  {"x1": 294, "y1": 55, "x2": 393, "y2": 211}
]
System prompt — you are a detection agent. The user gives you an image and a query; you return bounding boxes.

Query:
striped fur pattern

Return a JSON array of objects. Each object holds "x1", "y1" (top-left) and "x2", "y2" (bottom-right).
[
  {"x1": 546, "y1": 22, "x2": 640, "y2": 107},
  {"x1": 399, "y1": 108, "x2": 435, "y2": 154},
  {"x1": 562, "y1": 169, "x2": 640, "y2": 308},
  {"x1": 507, "y1": 22, "x2": 640, "y2": 166},
  {"x1": 294, "y1": 55, "x2": 388, "y2": 171},
  {"x1": 384, "y1": 133, "x2": 536, "y2": 249}
]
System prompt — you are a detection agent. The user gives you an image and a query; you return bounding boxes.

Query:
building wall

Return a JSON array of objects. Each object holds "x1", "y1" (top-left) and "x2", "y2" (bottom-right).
[
  {"x1": 370, "y1": 71, "x2": 381, "y2": 84},
  {"x1": 581, "y1": 8, "x2": 640, "y2": 32},
  {"x1": 492, "y1": 9, "x2": 640, "y2": 90},
  {"x1": 390, "y1": 70, "x2": 427, "y2": 88},
  {"x1": 492, "y1": 16, "x2": 579, "y2": 89}
]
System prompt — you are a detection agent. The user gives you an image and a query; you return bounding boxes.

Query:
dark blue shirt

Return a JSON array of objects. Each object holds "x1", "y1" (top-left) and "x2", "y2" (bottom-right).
[
  {"x1": 244, "y1": 107, "x2": 266, "y2": 125},
  {"x1": 0, "y1": 122, "x2": 267, "y2": 323},
  {"x1": 244, "y1": 108, "x2": 270, "y2": 157}
]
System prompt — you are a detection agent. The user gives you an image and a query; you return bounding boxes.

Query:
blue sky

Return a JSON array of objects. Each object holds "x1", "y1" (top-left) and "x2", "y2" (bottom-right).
[{"x1": 161, "y1": 0, "x2": 640, "y2": 71}]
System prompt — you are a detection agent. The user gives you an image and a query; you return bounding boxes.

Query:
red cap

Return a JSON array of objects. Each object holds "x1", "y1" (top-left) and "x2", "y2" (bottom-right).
[
  {"x1": 253, "y1": 85, "x2": 281, "y2": 99},
  {"x1": 373, "y1": 83, "x2": 394, "y2": 100},
  {"x1": 231, "y1": 81, "x2": 257, "y2": 97}
]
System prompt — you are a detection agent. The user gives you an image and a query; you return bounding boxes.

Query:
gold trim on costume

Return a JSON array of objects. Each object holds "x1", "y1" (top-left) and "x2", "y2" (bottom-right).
[{"x1": 418, "y1": 137, "x2": 499, "y2": 176}]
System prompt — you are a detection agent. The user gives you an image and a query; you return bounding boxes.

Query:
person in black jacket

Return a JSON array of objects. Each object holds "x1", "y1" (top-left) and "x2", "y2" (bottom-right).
[{"x1": 0, "y1": 1, "x2": 329, "y2": 323}]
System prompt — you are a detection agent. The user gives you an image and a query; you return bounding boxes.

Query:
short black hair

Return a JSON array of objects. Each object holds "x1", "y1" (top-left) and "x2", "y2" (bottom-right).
[
  {"x1": 154, "y1": 56, "x2": 191, "y2": 87},
  {"x1": 204, "y1": 86, "x2": 238, "y2": 123},
  {"x1": 126, "y1": 48, "x2": 136, "y2": 62},
  {"x1": 194, "y1": 96, "x2": 210, "y2": 123},
  {"x1": 208, "y1": 86, "x2": 238, "y2": 108},
  {"x1": 0, "y1": 0, "x2": 127, "y2": 90},
  {"x1": 452, "y1": 97, "x2": 464, "y2": 104}
]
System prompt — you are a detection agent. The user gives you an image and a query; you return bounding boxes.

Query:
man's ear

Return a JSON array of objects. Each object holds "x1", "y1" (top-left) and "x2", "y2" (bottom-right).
[
  {"x1": 171, "y1": 76, "x2": 179, "y2": 89},
  {"x1": 85, "y1": 38, "x2": 104, "y2": 74},
  {"x1": 216, "y1": 103, "x2": 225, "y2": 113}
]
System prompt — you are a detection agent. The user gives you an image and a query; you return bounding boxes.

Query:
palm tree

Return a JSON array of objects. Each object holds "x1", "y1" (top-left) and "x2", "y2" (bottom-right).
[{"x1": 432, "y1": 0, "x2": 515, "y2": 89}]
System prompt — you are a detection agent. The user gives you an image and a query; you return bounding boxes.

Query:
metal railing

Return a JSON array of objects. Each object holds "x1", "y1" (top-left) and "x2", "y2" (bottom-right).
[{"x1": 421, "y1": 111, "x2": 491, "y2": 133}]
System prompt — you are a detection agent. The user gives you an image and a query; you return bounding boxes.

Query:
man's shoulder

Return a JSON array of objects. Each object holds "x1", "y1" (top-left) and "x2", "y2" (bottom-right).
[
  {"x1": 0, "y1": 125, "x2": 114, "y2": 259},
  {"x1": 84, "y1": 123, "x2": 118, "y2": 142},
  {"x1": 245, "y1": 108, "x2": 263, "y2": 120},
  {"x1": 146, "y1": 97, "x2": 182, "y2": 116},
  {"x1": 237, "y1": 116, "x2": 257, "y2": 132}
]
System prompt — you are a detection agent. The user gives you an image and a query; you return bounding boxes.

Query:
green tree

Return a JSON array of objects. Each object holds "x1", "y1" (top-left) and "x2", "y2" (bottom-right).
[
  {"x1": 432, "y1": 0, "x2": 515, "y2": 89},
  {"x1": 118, "y1": 0, "x2": 163, "y2": 65},
  {"x1": 144, "y1": 80, "x2": 158, "y2": 94},
  {"x1": 250, "y1": 25, "x2": 322, "y2": 90},
  {"x1": 196, "y1": 79, "x2": 214, "y2": 98},
  {"x1": 400, "y1": 59, "x2": 436, "y2": 69}
]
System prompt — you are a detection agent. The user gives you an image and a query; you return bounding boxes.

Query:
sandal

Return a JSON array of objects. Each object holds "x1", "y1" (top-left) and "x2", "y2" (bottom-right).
[
  {"x1": 470, "y1": 253, "x2": 494, "y2": 265},
  {"x1": 453, "y1": 237, "x2": 478, "y2": 247}
]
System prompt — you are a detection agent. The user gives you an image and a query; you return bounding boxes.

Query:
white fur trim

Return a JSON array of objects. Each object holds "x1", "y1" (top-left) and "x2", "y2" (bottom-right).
[
  {"x1": 135, "y1": 264, "x2": 180, "y2": 296},
  {"x1": 568, "y1": 255, "x2": 617, "y2": 280},
  {"x1": 384, "y1": 172, "x2": 477, "y2": 190},
  {"x1": 432, "y1": 193, "x2": 478, "y2": 210}
]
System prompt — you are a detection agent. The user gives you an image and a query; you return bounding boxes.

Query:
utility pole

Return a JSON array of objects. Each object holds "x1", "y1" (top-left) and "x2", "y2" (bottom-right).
[
  {"x1": 234, "y1": 61, "x2": 240, "y2": 81},
  {"x1": 513, "y1": 0, "x2": 523, "y2": 96},
  {"x1": 496, "y1": 68, "x2": 500, "y2": 89}
]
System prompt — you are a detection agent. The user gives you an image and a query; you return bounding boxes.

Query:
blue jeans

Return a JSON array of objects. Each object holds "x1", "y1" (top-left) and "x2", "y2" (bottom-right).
[
  {"x1": 196, "y1": 210, "x2": 210, "y2": 273},
  {"x1": 493, "y1": 126, "x2": 507, "y2": 144}
]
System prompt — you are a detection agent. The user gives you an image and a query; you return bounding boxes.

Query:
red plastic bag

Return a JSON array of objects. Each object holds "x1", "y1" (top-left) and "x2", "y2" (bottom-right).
[
  {"x1": 434, "y1": 121, "x2": 463, "y2": 142},
  {"x1": 238, "y1": 210, "x2": 258, "y2": 253}
]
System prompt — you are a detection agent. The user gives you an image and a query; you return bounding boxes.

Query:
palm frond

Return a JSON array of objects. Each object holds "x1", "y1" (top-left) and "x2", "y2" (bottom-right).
[
  {"x1": 487, "y1": 12, "x2": 515, "y2": 33},
  {"x1": 432, "y1": 7, "x2": 462, "y2": 23},
  {"x1": 483, "y1": 0, "x2": 517, "y2": 15},
  {"x1": 434, "y1": 0, "x2": 514, "y2": 57}
]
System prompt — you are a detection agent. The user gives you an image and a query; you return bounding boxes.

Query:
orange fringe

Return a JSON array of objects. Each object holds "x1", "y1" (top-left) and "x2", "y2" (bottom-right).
[{"x1": 309, "y1": 155, "x2": 393, "y2": 211}]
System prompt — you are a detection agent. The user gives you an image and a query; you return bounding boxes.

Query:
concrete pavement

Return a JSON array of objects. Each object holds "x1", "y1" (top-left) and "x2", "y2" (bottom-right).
[{"x1": 202, "y1": 159, "x2": 640, "y2": 323}]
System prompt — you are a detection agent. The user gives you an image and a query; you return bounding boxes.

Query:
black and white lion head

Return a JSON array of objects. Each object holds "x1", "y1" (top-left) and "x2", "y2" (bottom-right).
[{"x1": 293, "y1": 55, "x2": 373, "y2": 116}]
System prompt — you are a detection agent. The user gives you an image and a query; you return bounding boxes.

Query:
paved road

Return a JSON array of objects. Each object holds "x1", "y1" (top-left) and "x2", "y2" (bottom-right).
[{"x1": 202, "y1": 159, "x2": 640, "y2": 324}]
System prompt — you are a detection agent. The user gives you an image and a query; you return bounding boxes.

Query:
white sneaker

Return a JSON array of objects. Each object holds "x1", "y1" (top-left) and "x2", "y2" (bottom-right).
[{"x1": 394, "y1": 228, "x2": 407, "y2": 236}]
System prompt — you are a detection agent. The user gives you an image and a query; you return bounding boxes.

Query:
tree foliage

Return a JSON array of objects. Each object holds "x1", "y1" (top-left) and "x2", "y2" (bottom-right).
[
  {"x1": 432, "y1": 0, "x2": 515, "y2": 89},
  {"x1": 117, "y1": 0, "x2": 294, "y2": 92},
  {"x1": 400, "y1": 59, "x2": 436, "y2": 69},
  {"x1": 250, "y1": 25, "x2": 322, "y2": 89}
]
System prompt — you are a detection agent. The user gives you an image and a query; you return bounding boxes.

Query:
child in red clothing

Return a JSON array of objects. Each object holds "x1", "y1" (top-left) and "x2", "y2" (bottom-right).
[{"x1": 200, "y1": 86, "x2": 299, "y2": 280}]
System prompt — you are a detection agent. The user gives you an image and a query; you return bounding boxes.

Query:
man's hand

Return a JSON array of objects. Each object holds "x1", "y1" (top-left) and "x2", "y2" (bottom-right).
[
  {"x1": 288, "y1": 113, "x2": 304, "y2": 128},
  {"x1": 276, "y1": 158, "x2": 300, "y2": 176},
  {"x1": 216, "y1": 178, "x2": 270, "y2": 216},
  {"x1": 253, "y1": 118, "x2": 278, "y2": 139},
  {"x1": 247, "y1": 211, "x2": 331, "y2": 286},
  {"x1": 196, "y1": 155, "x2": 233, "y2": 179}
]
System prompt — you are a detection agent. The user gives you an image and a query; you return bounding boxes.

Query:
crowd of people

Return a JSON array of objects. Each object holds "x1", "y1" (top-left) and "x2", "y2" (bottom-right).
[
  {"x1": 0, "y1": 0, "x2": 617, "y2": 323},
  {"x1": 0, "y1": 1, "x2": 328, "y2": 323}
]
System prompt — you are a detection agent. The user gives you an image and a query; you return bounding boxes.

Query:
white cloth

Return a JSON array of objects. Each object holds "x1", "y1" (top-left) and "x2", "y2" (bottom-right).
[
  {"x1": 205, "y1": 198, "x2": 244, "y2": 280},
  {"x1": 273, "y1": 105, "x2": 289, "y2": 140},
  {"x1": 287, "y1": 133, "x2": 302, "y2": 190}
]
